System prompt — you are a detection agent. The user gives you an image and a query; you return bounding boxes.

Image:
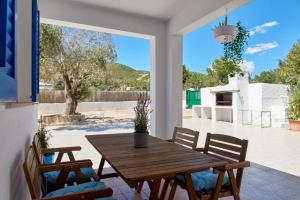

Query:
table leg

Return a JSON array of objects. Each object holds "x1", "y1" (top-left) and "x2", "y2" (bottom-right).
[
  {"x1": 149, "y1": 179, "x2": 161, "y2": 200},
  {"x1": 97, "y1": 157, "x2": 105, "y2": 177},
  {"x1": 228, "y1": 169, "x2": 240, "y2": 200},
  {"x1": 184, "y1": 173, "x2": 197, "y2": 200}
]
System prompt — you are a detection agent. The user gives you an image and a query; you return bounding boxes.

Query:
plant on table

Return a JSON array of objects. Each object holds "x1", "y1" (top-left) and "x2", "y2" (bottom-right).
[{"x1": 133, "y1": 93, "x2": 151, "y2": 147}]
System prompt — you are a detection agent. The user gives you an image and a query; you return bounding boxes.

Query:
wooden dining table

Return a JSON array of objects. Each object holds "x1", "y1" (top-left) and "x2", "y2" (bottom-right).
[{"x1": 86, "y1": 133, "x2": 228, "y2": 200}]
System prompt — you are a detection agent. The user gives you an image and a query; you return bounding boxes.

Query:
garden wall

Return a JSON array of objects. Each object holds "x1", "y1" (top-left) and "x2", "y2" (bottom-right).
[{"x1": 39, "y1": 90, "x2": 147, "y2": 103}]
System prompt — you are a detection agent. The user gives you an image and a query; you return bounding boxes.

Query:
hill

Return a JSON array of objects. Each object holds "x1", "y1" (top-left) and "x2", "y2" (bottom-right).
[{"x1": 94, "y1": 63, "x2": 150, "y2": 91}]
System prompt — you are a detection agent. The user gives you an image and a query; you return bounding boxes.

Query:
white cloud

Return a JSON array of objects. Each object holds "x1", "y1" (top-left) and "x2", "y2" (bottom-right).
[
  {"x1": 246, "y1": 42, "x2": 279, "y2": 54},
  {"x1": 239, "y1": 60, "x2": 255, "y2": 73},
  {"x1": 250, "y1": 21, "x2": 279, "y2": 36}
]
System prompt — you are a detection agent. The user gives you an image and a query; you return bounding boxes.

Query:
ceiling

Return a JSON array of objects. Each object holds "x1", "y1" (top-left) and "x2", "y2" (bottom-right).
[{"x1": 61, "y1": 0, "x2": 197, "y2": 20}]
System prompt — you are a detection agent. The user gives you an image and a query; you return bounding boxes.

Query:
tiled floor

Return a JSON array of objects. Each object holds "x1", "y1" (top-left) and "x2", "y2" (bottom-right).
[
  {"x1": 100, "y1": 163, "x2": 300, "y2": 200},
  {"x1": 48, "y1": 118, "x2": 300, "y2": 199}
]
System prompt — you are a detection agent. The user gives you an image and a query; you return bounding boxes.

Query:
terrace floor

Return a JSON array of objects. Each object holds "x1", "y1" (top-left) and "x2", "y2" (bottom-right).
[
  {"x1": 100, "y1": 163, "x2": 300, "y2": 200},
  {"x1": 48, "y1": 117, "x2": 300, "y2": 199}
]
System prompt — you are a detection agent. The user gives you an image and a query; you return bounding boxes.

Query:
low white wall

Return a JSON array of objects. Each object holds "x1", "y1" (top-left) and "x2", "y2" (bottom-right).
[
  {"x1": 38, "y1": 101, "x2": 137, "y2": 115},
  {"x1": 0, "y1": 104, "x2": 38, "y2": 200}
]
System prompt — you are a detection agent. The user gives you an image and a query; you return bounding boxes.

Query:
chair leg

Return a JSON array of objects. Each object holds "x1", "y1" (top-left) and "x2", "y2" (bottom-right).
[
  {"x1": 212, "y1": 170, "x2": 225, "y2": 200},
  {"x1": 149, "y1": 179, "x2": 161, "y2": 200},
  {"x1": 168, "y1": 182, "x2": 177, "y2": 200},
  {"x1": 184, "y1": 173, "x2": 197, "y2": 200},
  {"x1": 136, "y1": 181, "x2": 144, "y2": 193},
  {"x1": 160, "y1": 178, "x2": 170, "y2": 200},
  {"x1": 228, "y1": 169, "x2": 240, "y2": 200}
]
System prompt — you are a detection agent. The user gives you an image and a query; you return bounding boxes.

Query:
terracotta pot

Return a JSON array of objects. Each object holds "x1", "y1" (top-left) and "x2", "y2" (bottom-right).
[{"x1": 289, "y1": 120, "x2": 300, "y2": 131}]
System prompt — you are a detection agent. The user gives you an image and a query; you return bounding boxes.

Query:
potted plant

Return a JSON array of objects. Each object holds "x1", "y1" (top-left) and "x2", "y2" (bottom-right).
[
  {"x1": 288, "y1": 84, "x2": 300, "y2": 131},
  {"x1": 36, "y1": 117, "x2": 53, "y2": 163},
  {"x1": 133, "y1": 93, "x2": 151, "y2": 148}
]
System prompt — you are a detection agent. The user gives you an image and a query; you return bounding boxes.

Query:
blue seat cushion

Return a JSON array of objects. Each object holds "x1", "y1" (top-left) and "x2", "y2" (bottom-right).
[
  {"x1": 43, "y1": 167, "x2": 96, "y2": 185},
  {"x1": 177, "y1": 169, "x2": 230, "y2": 191},
  {"x1": 46, "y1": 182, "x2": 115, "y2": 199}
]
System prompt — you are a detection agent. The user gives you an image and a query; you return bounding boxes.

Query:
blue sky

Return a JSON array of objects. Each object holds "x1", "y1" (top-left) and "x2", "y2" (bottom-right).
[{"x1": 113, "y1": 0, "x2": 300, "y2": 75}]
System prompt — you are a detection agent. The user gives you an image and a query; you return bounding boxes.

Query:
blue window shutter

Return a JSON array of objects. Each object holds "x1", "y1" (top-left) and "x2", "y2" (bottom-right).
[
  {"x1": 32, "y1": 0, "x2": 40, "y2": 102},
  {"x1": 0, "y1": 0, "x2": 16, "y2": 102}
]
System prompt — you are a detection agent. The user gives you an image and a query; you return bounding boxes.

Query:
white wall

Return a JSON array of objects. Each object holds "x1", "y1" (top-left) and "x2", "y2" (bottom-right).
[
  {"x1": 38, "y1": 101, "x2": 137, "y2": 115},
  {"x1": 0, "y1": 104, "x2": 37, "y2": 200},
  {"x1": 16, "y1": 0, "x2": 33, "y2": 102},
  {"x1": 0, "y1": 0, "x2": 37, "y2": 199}
]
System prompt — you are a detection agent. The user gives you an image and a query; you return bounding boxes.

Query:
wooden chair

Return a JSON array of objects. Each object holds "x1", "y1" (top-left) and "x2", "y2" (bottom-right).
[
  {"x1": 167, "y1": 133, "x2": 250, "y2": 200},
  {"x1": 32, "y1": 135, "x2": 100, "y2": 193},
  {"x1": 136, "y1": 127, "x2": 200, "y2": 195},
  {"x1": 170, "y1": 127, "x2": 199, "y2": 150},
  {"x1": 33, "y1": 135, "x2": 81, "y2": 164},
  {"x1": 23, "y1": 146, "x2": 114, "y2": 200}
]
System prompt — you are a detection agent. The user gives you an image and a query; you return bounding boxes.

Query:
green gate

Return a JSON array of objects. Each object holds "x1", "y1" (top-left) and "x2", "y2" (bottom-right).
[{"x1": 186, "y1": 90, "x2": 201, "y2": 109}]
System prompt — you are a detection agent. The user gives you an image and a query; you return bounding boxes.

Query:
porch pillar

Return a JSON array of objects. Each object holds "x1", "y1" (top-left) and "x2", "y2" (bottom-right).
[{"x1": 165, "y1": 34, "x2": 183, "y2": 139}]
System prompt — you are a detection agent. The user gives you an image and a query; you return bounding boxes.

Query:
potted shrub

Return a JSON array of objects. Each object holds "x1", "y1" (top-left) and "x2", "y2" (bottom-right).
[
  {"x1": 36, "y1": 117, "x2": 53, "y2": 163},
  {"x1": 133, "y1": 93, "x2": 151, "y2": 148},
  {"x1": 288, "y1": 84, "x2": 300, "y2": 131}
]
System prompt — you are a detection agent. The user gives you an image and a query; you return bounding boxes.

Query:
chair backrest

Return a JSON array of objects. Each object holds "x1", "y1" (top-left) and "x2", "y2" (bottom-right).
[
  {"x1": 23, "y1": 146, "x2": 43, "y2": 199},
  {"x1": 204, "y1": 133, "x2": 248, "y2": 163},
  {"x1": 204, "y1": 133, "x2": 248, "y2": 188},
  {"x1": 172, "y1": 127, "x2": 199, "y2": 150},
  {"x1": 32, "y1": 135, "x2": 44, "y2": 165}
]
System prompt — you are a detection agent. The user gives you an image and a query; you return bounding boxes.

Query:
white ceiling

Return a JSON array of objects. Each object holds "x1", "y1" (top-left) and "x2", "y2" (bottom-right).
[{"x1": 61, "y1": 0, "x2": 197, "y2": 20}]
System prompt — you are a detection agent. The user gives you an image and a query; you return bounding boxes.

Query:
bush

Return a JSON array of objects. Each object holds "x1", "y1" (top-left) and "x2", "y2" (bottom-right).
[{"x1": 288, "y1": 84, "x2": 300, "y2": 120}]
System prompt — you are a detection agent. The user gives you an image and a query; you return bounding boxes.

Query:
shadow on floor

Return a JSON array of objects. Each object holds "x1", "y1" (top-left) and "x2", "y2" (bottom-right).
[{"x1": 52, "y1": 122, "x2": 134, "y2": 132}]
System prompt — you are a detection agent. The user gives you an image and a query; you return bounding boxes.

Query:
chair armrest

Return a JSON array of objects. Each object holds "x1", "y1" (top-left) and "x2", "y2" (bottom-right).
[
  {"x1": 39, "y1": 160, "x2": 92, "y2": 173},
  {"x1": 225, "y1": 161, "x2": 250, "y2": 170},
  {"x1": 44, "y1": 187, "x2": 113, "y2": 200},
  {"x1": 42, "y1": 146, "x2": 81, "y2": 154},
  {"x1": 195, "y1": 148, "x2": 205, "y2": 152}
]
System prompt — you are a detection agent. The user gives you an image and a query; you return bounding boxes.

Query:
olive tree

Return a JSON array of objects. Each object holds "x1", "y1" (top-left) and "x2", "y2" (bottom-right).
[{"x1": 40, "y1": 24, "x2": 116, "y2": 114}]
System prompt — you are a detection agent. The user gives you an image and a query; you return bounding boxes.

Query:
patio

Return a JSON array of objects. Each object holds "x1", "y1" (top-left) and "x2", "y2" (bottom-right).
[
  {"x1": 47, "y1": 119, "x2": 300, "y2": 199},
  {"x1": 3, "y1": 0, "x2": 299, "y2": 199}
]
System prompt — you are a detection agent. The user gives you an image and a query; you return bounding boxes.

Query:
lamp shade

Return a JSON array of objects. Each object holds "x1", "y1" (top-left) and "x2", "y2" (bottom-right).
[{"x1": 214, "y1": 25, "x2": 238, "y2": 44}]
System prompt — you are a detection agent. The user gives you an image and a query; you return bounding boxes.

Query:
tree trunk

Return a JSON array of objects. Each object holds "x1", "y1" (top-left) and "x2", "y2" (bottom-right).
[
  {"x1": 65, "y1": 91, "x2": 77, "y2": 115},
  {"x1": 63, "y1": 73, "x2": 78, "y2": 115}
]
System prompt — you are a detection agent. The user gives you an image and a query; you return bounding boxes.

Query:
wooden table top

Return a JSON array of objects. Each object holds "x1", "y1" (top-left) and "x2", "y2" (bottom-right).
[{"x1": 86, "y1": 133, "x2": 227, "y2": 181}]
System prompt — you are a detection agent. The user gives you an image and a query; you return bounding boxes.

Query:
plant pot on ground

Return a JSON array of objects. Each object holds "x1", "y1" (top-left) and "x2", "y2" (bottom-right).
[
  {"x1": 288, "y1": 84, "x2": 300, "y2": 131},
  {"x1": 134, "y1": 93, "x2": 151, "y2": 148},
  {"x1": 36, "y1": 117, "x2": 54, "y2": 163}
]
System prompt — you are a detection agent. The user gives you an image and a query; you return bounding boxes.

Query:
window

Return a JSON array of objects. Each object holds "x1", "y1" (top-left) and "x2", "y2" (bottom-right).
[{"x1": 0, "y1": 0, "x2": 16, "y2": 102}]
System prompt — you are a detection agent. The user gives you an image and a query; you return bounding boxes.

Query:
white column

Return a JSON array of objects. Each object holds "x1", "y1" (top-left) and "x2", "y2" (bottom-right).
[
  {"x1": 16, "y1": 0, "x2": 33, "y2": 102},
  {"x1": 165, "y1": 34, "x2": 183, "y2": 139},
  {"x1": 150, "y1": 33, "x2": 168, "y2": 139}
]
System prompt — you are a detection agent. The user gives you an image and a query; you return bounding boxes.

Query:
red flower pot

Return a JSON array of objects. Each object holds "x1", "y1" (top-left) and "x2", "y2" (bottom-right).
[{"x1": 289, "y1": 120, "x2": 300, "y2": 131}]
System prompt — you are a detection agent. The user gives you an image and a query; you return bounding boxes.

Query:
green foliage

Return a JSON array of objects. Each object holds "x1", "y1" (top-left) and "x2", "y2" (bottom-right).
[
  {"x1": 288, "y1": 84, "x2": 300, "y2": 120},
  {"x1": 134, "y1": 93, "x2": 151, "y2": 133},
  {"x1": 92, "y1": 63, "x2": 150, "y2": 91},
  {"x1": 224, "y1": 22, "x2": 250, "y2": 65},
  {"x1": 36, "y1": 117, "x2": 51, "y2": 148},
  {"x1": 251, "y1": 70, "x2": 278, "y2": 83},
  {"x1": 183, "y1": 65, "x2": 189, "y2": 85},
  {"x1": 40, "y1": 24, "x2": 117, "y2": 114},
  {"x1": 207, "y1": 57, "x2": 241, "y2": 85},
  {"x1": 277, "y1": 41, "x2": 300, "y2": 87}
]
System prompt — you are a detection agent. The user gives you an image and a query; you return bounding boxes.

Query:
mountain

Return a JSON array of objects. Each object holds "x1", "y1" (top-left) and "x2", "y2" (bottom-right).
[{"x1": 95, "y1": 63, "x2": 150, "y2": 91}]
